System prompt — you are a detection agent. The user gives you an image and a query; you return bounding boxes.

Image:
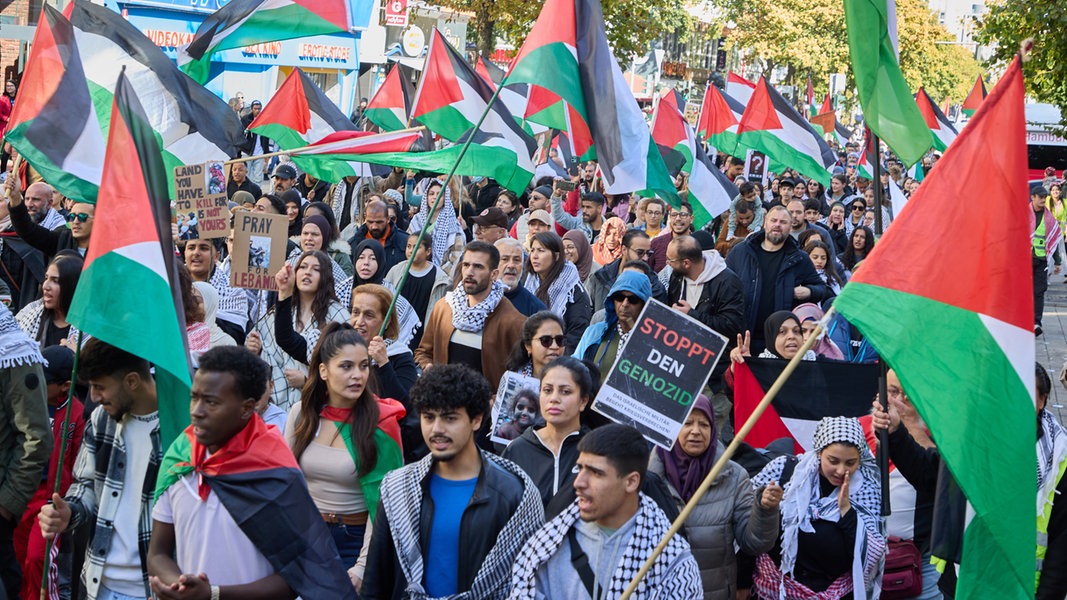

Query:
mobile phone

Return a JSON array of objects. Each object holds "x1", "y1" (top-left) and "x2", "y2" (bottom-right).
[{"x1": 557, "y1": 180, "x2": 577, "y2": 192}]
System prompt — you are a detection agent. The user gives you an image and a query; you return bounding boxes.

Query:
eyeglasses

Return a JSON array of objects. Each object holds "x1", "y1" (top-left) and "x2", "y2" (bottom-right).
[
  {"x1": 851, "y1": 206, "x2": 865, "y2": 212},
  {"x1": 65, "y1": 212, "x2": 92, "y2": 223},
  {"x1": 536, "y1": 335, "x2": 566, "y2": 349},
  {"x1": 611, "y1": 294, "x2": 644, "y2": 305},
  {"x1": 669, "y1": 212, "x2": 692, "y2": 219},
  {"x1": 630, "y1": 248, "x2": 650, "y2": 258}
]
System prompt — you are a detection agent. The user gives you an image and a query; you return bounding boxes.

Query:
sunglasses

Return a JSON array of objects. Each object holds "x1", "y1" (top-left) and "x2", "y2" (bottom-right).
[
  {"x1": 65, "y1": 212, "x2": 92, "y2": 223},
  {"x1": 537, "y1": 335, "x2": 566, "y2": 349},
  {"x1": 851, "y1": 206, "x2": 865, "y2": 211},
  {"x1": 611, "y1": 293, "x2": 643, "y2": 305},
  {"x1": 630, "y1": 248, "x2": 650, "y2": 258}
]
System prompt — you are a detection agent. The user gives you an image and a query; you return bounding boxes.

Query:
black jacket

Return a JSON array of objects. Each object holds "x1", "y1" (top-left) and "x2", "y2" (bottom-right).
[
  {"x1": 665, "y1": 263, "x2": 746, "y2": 390},
  {"x1": 724, "y1": 231, "x2": 829, "y2": 335},
  {"x1": 587, "y1": 258, "x2": 668, "y2": 313},
  {"x1": 348, "y1": 224, "x2": 410, "y2": 275},
  {"x1": 502, "y1": 426, "x2": 585, "y2": 507},
  {"x1": 362, "y1": 453, "x2": 528, "y2": 600},
  {"x1": 9, "y1": 202, "x2": 78, "y2": 265},
  {"x1": 227, "y1": 178, "x2": 262, "y2": 200}
]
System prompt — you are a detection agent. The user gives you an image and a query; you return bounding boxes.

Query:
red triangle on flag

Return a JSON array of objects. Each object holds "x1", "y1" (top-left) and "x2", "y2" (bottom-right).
[
  {"x1": 736, "y1": 77, "x2": 783, "y2": 134},
  {"x1": 962, "y1": 76, "x2": 986, "y2": 115},
  {"x1": 8, "y1": 10, "x2": 64, "y2": 131},
  {"x1": 652, "y1": 89, "x2": 688, "y2": 148},
  {"x1": 508, "y1": 0, "x2": 577, "y2": 71},
  {"x1": 698, "y1": 83, "x2": 739, "y2": 137},
  {"x1": 410, "y1": 30, "x2": 466, "y2": 120},
  {"x1": 367, "y1": 64, "x2": 407, "y2": 116},
  {"x1": 915, "y1": 88, "x2": 941, "y2": 130},
  {"x1": 819, "y1": 93, "x2": 832, "y2": 115},
  {"x1": 248, "y1": 68, "x2": 310, "y2": 135}
]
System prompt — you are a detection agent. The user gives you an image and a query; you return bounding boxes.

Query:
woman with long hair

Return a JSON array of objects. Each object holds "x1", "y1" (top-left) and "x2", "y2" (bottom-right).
[
  {"x1": 16, "y1": 252, "x2": 83, "y2": 348},
  {"x1": 503, "y1": 311, "x2": 567, "y2": 379},
  {"x1": 805, "y1": 240, "x2": 846, "y2": 297},
  {"x1": 285, "y1": 322, "x2": 405, "y2": 591},
  {"x1": 841, "y1": 226, "x2": 875, "y2": 273},
  {"x1": 523, "y1": 232, "x2": 592, "y2": 352},
  {"x1": 247, "y1": 250, "x2": 347, "y2": 410},
  {"x1": 496, "y1": 190, "x2": 523, "y2": 229},
  {"x1": 820, "y1": 202, "x2": 849, "y2": 254}
]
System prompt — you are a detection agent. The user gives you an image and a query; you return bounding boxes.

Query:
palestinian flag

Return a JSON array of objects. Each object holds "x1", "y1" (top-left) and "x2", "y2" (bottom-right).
[
  {"x1": 727, "y1": 72, "x2": 756, "y2": 106},
  {"x1": 290, "y1": 129, "x2": 426, "y2": 157},
  {"x1": 67, "y1": 71, "x2": 191, "y2": 447},
  {"x1": 696, "y1": 83, "x2": 745, "y2": 157},
  {"x1": 474, "y1": 54, "x2": 545, "y2": 137},
  {"x1": 65, "y1": 0, "x2": 246, "y2": 196},
  {"x1": 733, "y1": 359, "x2": 879, "y2": 453},
  {"x1": 857, "y1": 142, "x2": 876, "y2": 180},
  {"x1": 962, "y1": 75, "x2": 987, "y2": 117},
  {"x1": 834, "y1": 58, "x2": 1035, "y2": 600},
  {"x1": 809, "y1": 111, "x2": 836, "y2": 138},
  {"x1": 505, "y1": 0, "x2": 679, "y2": 202},
  {"x1": 364, "y1": 63, "x2": 415, "y2": 132},
  {"x1": 737, "y1": 77, "x2": 837, "y2": 186},
  {"x1": 845, "y1": 0, "x2": 932, "y2": 166},
  {"x1": 249, "y1": 68, "x2": 383, "y2": 182},
  {"x1": 177, "y1": 0, "x2": 350, "y2": 84},
  {"x1": 156, "y1": 414, "x2": 358, "y2": 599},
  {"x1": 651, "y1": 90, "x2": 737, "y2": 227},
  {"x1": 820, "y1": 93, "x2": 833, "y2": 115},
  {"x1": 4, "y1": 5, "x2": 103, "y2": 204},
  {"x1": 805, "y1": 75, "x2": 816, "y2": 119},
  {"x1": 916, "y1": 87, "x2": 958, "y2": 151},
  {"x1": 835, "y1": 121, "x2": 854, "y2": 148}
]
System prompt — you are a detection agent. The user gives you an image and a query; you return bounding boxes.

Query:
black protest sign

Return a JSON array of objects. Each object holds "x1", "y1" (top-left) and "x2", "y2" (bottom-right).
[{"x1": 592, "y1": 299, "x2": 728, "y2": 449}]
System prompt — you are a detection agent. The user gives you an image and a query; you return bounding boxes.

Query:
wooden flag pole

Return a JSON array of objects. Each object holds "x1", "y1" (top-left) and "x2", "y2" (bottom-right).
[
  {"x1": 221, "y1": 125, "x2": 428, "y2": 167},
  {"x1": 619, "y1": 308, "x2": 835, "y2": 600}
]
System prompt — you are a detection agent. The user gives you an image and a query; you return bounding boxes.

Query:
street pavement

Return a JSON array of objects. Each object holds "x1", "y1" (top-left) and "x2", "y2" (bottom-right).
[{"x1": 1038, "y1": 274, "x2": 1067, "y2": 422}]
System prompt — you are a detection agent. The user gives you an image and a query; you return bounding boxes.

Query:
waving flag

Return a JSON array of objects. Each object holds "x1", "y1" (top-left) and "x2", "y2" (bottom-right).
[
  {"x1": 819, "y1": 93, "x2": 833, "y2": 115},
  {"x1": 177, "y1": 0, "x2": 350, "y2": 84},
  {"x1": 805, "y1": 75, "x2": 816, "y2": 118},
  {"x1": 834, "y1": 58, "x2": 1034, "y2": 600},
  {"x1": 916, "y1": 87, "x2": 958, "y2": 151},
  {"x1": 727, "y1": 72, "x2": 757, "y2": 106},
  {"x1": 67, "y1": 71, "x2": 191, "y2": 447},
  {"x1": 696, "y1": 83, "x2": 745, "y2": 156},
  {"x1": 737, "y1": 77, "x2": 837, "y2": 186},
  {"x1": 651, "y1": 90, "x2": 737, "y2": 227},
  {"x1": 5, "y1": 5, "x2": 103, "y2": 204},
  {"x1": 962, "y1": 76, "x2": 987, "y2": 117},
  {"x1": 364, "y1": 63, "x2": 415, "y2": 132}
]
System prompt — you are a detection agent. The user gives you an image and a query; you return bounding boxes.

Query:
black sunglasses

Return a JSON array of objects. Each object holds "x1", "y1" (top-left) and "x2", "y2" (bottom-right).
[
  {"x1": 611, "y1": 293, "x2": 643, "y2": 305},
  {"x1": 851, "y1": 205, "x2": 865, "y2": 211},
  {"x1": 536, "y1": 335, "x2": 566, "y2": 349},
  {"x1": 65, "y1": 212, "x2": 92, "y2": 223}
]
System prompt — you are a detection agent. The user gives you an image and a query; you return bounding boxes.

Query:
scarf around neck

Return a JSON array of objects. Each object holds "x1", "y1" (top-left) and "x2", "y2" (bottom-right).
[
  {"x1": 656, "y1": 395, "x2": 717, "y2": 502},
  {"x1": 524, "y1": 261, "x2": 583, "y2": 317},
  {"x1": 0, "y1": 302, "x2": 43, "y2": 368},
  {"x1": 447, "y1": 279, "x2": 506, "y2": 333}
]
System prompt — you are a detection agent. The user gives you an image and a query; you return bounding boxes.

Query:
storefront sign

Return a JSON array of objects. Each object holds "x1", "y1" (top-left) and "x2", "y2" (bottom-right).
[
  {"x1": 385, "y1": 0, "x2": 408, "y2": 27},
  {"x1": 402, "y1": 26, "x2": 425, "y2": 57}
]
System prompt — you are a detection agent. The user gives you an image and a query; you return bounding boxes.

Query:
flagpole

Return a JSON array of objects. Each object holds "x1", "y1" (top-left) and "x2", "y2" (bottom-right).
[
  {"x1": 377, "y1": 74, "x2": 512, "y2": 337},
  {"x1": 221, "y1": 126, "x2": 428, "y2": 166},
  {"x1": 868, "y1": 131, "x2": 893, "y2": 517},
  {"x1": 620, "y1": 308, "x2": 835, "y2": 599},
  {"x1": 39, "y1": 331, "x2": 83, "y2": 600}
]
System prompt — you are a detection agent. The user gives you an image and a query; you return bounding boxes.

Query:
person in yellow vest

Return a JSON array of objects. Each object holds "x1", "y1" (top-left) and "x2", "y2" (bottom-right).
[{"x1": 1032, "y1": 185, "x2": 1062, "y2": 337}]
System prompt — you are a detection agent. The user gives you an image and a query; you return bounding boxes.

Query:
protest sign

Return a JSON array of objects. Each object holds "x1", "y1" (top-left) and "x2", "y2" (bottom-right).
[
  {"x1": 743, "y1": 149, "x2": 768, "y2": 187},
  {"x1": 592, "y1": 299, "x2": 728, "y2": 449},
  {"x1": 229, "y1": 211, "x2": 288, "y2": 291},
  {"x1": 491, "y1": 371, "x2": 542, "y2": 445},
  {"x1": 173, "y1": 162, "x2": 229, "y2": 239}
]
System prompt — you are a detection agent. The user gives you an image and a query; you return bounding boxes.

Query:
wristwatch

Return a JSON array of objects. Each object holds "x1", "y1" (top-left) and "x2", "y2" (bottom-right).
[{"x1": 210, "y1": 585, "x2": 221, "y2": 600}]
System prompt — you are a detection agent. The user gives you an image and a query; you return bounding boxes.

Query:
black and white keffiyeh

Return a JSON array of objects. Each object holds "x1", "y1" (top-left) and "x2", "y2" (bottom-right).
[
  {"x1": 338, "y1": 276, "x2": 420, "y2": 355},
  {"x1": 409, "y1": 183, "x2": 463, "y2": 267},
  {"x1": 447, "y1": 280, "x2": 506, "y2": 333},
  {"x1": 0, "y1": 302, "x2": 44, "y2": 369},
  {"x1": 380, "y1": 451, "x2": 544, "y2": 600},
  {"x1": 15, "y1": 299, "x2": 83, "y2": 348},
  {"x1": 40, "y1": 208, "x2": 67, "y2": 231},
  {"x1": 523, "y1": 261, "x2": 583, "y2": 317},
  {"x1": 209, "y1": 262, "x2": 250, "y2": 329},
  {"x1": 508, "y1": 493, "x2": 703, "y2": 599},
  {"x1": 752, "y1": 416, "x2": 886, "y2": 600},
  {"x1": 1038, "y1": 409, "x2": 1067, "y2": 517}
]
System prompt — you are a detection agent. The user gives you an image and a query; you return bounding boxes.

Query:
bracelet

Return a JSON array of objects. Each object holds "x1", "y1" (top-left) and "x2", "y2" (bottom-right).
[{"x1": 211, "y1": 585, "x2": 220, "y2": 600}]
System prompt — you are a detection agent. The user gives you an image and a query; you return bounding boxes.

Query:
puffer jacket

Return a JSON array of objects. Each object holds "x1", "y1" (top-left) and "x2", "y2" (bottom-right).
[{"x1": 648, "y1": 446, "x2": 779, "y2": 600}]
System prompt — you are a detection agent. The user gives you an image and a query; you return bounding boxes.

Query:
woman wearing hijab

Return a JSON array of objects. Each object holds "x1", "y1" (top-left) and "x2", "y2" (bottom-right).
[
  {"x1": 301, "y1": 207, "x2": 355, "y2": 276},
  {"x1": 524, "y1": 231, "x2": 592, "y2": 352},
  {"x1": 407, "y1": 179, "x2": 465, "y2": 273},
  {"x1": 192, "y1": 282, "x2": 236, "y2": 349},
  {"x1": 591, "y1": 216, "x2": 627, "y2": 266},
  {"x1": 648, "y1": 395, "x2": 781, "y2": 599},
  {"x1": 730, "y1": 311, "x2": 818, "y2": 366},
  {"x1": 749, "y1": 416, "x2": 886, "y2": 599},
  {"x1": 562, "y1": 229, "x2": 595, "y2": 281},
  {"x1": 343, "y1": 239, "x2": 420, "y2": 353},
  {"x1": 792, "y1": 303, "x2": 844, "y2": 361}
]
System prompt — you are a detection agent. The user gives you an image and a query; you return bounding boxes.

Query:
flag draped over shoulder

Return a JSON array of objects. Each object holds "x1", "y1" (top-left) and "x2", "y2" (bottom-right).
[
  {"x1": 177, "y1": 0, "x2": 350, "y2": 84},
  {"x1": 364, "y1": 63, "x2": 415, "y2": 132},
  {"x1": 834, "y1": 58, "x2": 1034, "y2": 600},
  {"x1": 64, "y1": 0, "x2": 247, "y2": 196},
  {"x1": 67, "y1": 71, "x2": 191, "y2": 448},
  {"x1": 4, "y1": 5, "x2": 103, "y2": 204},
  {"x1": 845, "y1": 0, "x2": 932, "y2": 166},
  {"x1": 156, "y1": 415, "x2": 358, "y2": 599},
  {"x1": 651, "y1": 90, "x2": 737, "y2": 228}
]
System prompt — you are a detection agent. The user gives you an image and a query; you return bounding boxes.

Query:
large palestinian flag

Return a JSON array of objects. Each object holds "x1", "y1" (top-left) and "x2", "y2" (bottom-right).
[
  {"x1": 156, "y1": 415, "x2": 358, "y2": 599},
  {"x1": 5, "y1": 5, "x2": 103, "y2": 204},
  {"x1": 364, "y1": 63, "x2": 415, "y2": 132},
  {"x1": 727, "y1": 72, "x2": 756, "y2": 106},
  {"x1": 737, "y1": 77, "x2": 837, "y2": 186},
  {"x1": 177, "y1": 0, "x2": 350, "y2": 84},
  {"x1": 962, "y1": 76, "x2": 987, "y2": 117},
  {"x1": 834, "y1": 58, "x2": 1034, "y2": 600},
  {"x1": 733, "y1": 359, "x2": 878, "y2": 453},
  {"x1": 65, "y1": 0, "x2": 246, "y2": 196},
  {"x1": 696, "y1": 83, "x2": 746, "y2": 156},
  {"x1": 67, "y1": 71, "x2": 191, "y2": 447},
  {"x1": 916, "y1": 87, "x2": 958, "y2": 151},
  {"x1": 651, "y1": 90, "x2": 737, "y2": 227},
  {"x1": 506, "y1": 0, "x2": 678, "y2": 202}
]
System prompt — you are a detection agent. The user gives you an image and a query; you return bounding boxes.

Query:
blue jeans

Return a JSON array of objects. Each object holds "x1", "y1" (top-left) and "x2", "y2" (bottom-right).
[
  {"x1": 901, "y1": 555, "x2": 944, "y2": 600},
  {"x1": 97, "y1": 587, "x2": 147, "y2": 600},
  {"x1": 328, "y1": 522, "x2": 366, "y2": 567}
]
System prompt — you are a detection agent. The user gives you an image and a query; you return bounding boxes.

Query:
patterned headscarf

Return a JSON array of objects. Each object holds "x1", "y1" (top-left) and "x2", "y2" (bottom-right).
[
  {"x1": 792, "y1": 303, "x2": 845, "y2": 361},
  {"x1": 591, "y1": 216, "x2": 627, "y2": 266},
  {"x1": 410, "y1": 182, "x2": 463, "y2": 267}
]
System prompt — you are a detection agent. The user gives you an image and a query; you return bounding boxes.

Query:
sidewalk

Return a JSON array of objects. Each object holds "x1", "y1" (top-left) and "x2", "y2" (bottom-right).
[{"x1": 1038, "y1": 276, "x2": 1067, "y2": 422}]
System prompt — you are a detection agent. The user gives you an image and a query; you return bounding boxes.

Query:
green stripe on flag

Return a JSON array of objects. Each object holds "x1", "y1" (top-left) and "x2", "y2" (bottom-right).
[
  {"x1": 740, "y1": 129, "x2": 833, "y2": 186},
  {"x1": 835, "y1": 282, "x2": 1035, "y2": 599},
  {"x1": 365, "y1": 107, "x2": 407, "y2": 132},
  {"x1": 415, "y1": 105, "x2": 477, "y2": 142},
  {"x1": 5, "y1": 121, "x2": 100, "y2": 204}
]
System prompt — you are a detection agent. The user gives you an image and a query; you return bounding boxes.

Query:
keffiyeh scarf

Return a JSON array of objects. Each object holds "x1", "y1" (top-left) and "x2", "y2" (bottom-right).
[
  {"x1": 409, "y1": 183, "x2": 463, "y2": 267},
  {"x1": 0, "y1": 302, "x2": 43, "y2": 368},
  {"x1": 524, "y1": 261, "x2": 583, "y2": 317},
  {"x1": 1038, "y1": 409, "x2": 1067, "y2": 517},
  {"x1": 751, "y1": 416, "x2": 886, "y2": 600},
  {"x1": 447, "y1": 279, "x2": 506, "y2": 333},
  {"x1": 509, "y1": 493, "x2": 701, "y2": 599},
  {"x1": 380, "y1": 452, "x2": 544, "y2": 599},
  {"x1": 15, "y1": 299, "x2": 82, "y2": 349}
]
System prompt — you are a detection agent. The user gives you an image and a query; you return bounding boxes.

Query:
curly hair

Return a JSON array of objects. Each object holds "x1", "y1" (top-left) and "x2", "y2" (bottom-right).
[
  {"x1": 197, "y1": 346, "x2": 269, "y2": 401},
  {"x1": 409, "y1": 364, "x2": 491, "y2": 420}
]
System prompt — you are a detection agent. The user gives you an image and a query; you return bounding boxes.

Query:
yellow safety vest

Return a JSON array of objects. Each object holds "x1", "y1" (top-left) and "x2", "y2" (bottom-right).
[
  {"x1": 1034, "y1": 214, "x2": 1048, "y2": 259},
  {"x1": 1037, "y1": 454, "x2": 1067, "y2": 588}
]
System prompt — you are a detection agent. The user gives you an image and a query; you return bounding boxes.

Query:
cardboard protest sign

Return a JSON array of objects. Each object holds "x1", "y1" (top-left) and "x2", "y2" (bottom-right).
[
  {"x1": 174, "y1": 162, "x2": 229, "y2": 239},
  {"x1": 592, "y1": 299, "x2": 728, "y2": 449},
  {"x1": 743, "y1": 149, "x2": 768, "y2": 187},
  {"x1": 229, "y1": 211, "x2": 288, "y2": 291},
  {"x1": 491, "y1": 371, "x2": 542, "y2": 445}
]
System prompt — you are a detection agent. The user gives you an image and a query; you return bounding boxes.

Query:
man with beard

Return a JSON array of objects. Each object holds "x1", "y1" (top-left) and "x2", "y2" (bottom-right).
[
  {"x1": 38, "y1": 339, "x2": 162, "y2": 600},
  {"x1": 725, "y1": 205, "x2": 828, "y2": 353},
  {"x1": 226, "y1": 161, "x2": 261, "y2": 200},
  {"x1": 574, "y1": 271, "x2": 651, "y2": 382},
  {"x1": 7, "y1": 178, "x2": 94, "y2": 263},
  {"x1": 350, "y1": 200, "x2": 408, "y2": 274},
  {"x1": 1, "y1": 182, "x2": 67, "y2": 310},
  {"x1": 648, "y1": 201, "x2": 694, "y2": 272},
  {"x1": 415, "y1": 242, "x2": 525, "y2": 388},
  {"x1": 494, "y1": 238, "x2": 546, "y2": 317},
  {"x1": 363, "y1": 364, "x2": 544, "y2": 599}
]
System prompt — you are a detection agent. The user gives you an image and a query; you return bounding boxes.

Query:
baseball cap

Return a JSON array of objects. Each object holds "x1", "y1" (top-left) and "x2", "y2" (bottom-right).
[
  {"x1": 42, "y1": 346, "x2": 75, "y2": 384},
  {"x1": 471, "y1": 207, "x2": 508, "y2": 229},
  {"x1": 528, "y1": 209, "x2": 552, "y2": 225},
  {"x1": 272, "y1": 163, "x2": 297, "y2": 180},
  {"x1": 1032, "y1": 185, "x2": 1050, "y2": 198}
]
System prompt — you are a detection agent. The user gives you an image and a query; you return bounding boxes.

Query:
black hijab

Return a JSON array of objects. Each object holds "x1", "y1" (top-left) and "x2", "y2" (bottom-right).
[
  {"x1": 762, "y1": 310, "x2": 801, "y2": 359},
  {"x1": 352, "y1": 239, "x2": 386, "y2": 286}
]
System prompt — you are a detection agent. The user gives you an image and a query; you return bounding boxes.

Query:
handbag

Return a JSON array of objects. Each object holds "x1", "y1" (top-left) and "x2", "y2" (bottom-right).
[{"x1": 881, "y1": 536, "x2": 923, "y2": 599}]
